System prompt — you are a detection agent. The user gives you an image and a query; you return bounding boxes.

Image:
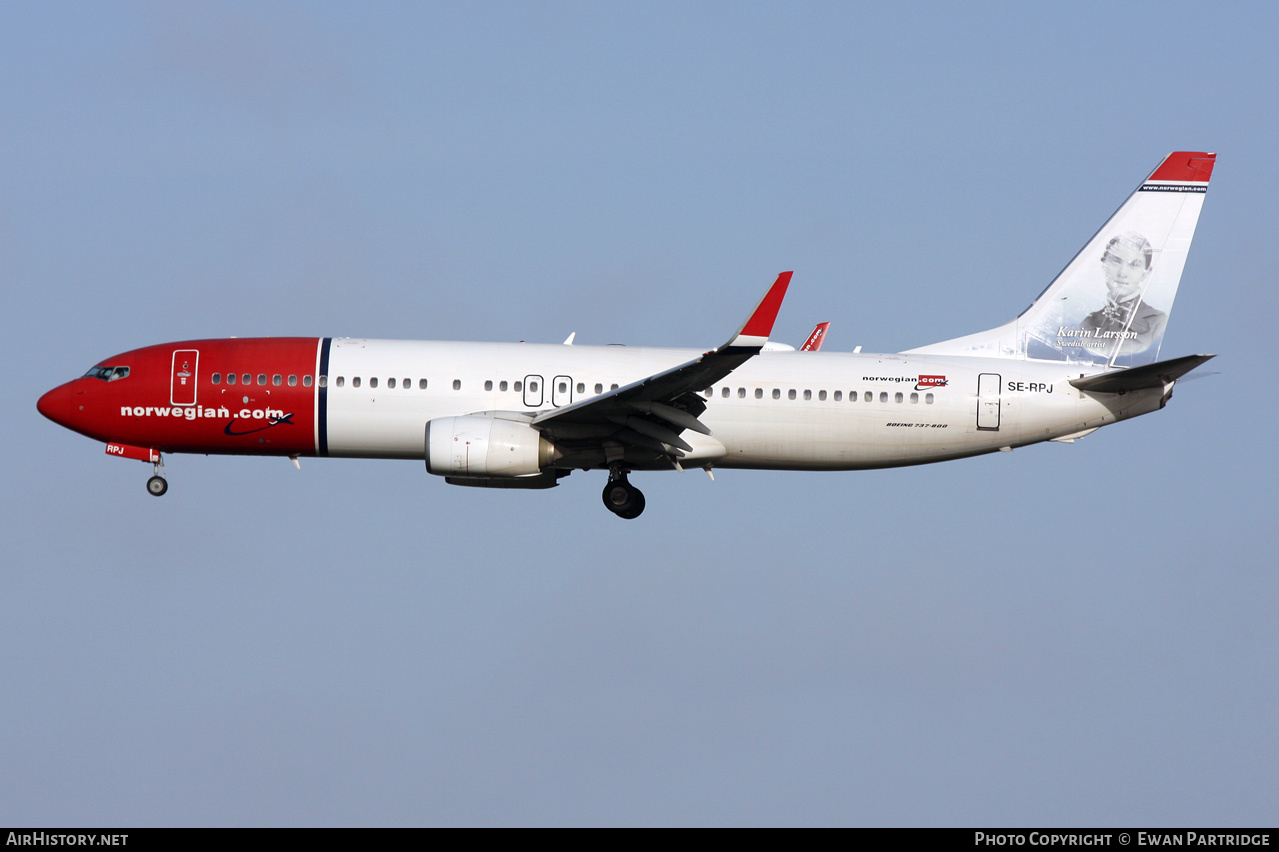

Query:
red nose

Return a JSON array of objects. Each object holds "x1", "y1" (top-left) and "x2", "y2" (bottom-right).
[{"x1": 37, "y1": 383, "x2": 73, "y2": 428}]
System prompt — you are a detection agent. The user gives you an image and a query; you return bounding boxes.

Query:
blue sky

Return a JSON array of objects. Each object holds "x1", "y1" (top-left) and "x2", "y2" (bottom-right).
[{"x1": 3, "y1": 1, "x2": 1276, "y2": 826}]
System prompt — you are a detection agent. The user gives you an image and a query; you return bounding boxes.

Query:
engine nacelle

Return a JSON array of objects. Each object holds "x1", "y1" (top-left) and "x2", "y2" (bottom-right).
[{"x1": 425, "y1": 415, "x2": 558, "y2": 478}]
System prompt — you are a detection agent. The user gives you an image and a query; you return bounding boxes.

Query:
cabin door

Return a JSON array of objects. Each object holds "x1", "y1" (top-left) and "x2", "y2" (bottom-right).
[
  {"x1": 522, "y1": 375, "x2": 544, "y2": 408},
  {"x1": 171, "y1": 349, "x2": 199, "y2": 407},
  {"x1": 976, "y1": 372, "x2": 1001, "y2": 431}
]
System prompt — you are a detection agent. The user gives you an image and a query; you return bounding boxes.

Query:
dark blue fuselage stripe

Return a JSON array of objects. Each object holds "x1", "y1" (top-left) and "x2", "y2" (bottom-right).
[{"x1": 318, "y1": 337, "x2": 332, "y2": 456}]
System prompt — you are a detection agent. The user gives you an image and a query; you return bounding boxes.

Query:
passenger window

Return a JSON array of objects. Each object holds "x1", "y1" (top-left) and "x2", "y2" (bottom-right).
[
  {"x1": 419, "y1": 379, "x2": 428, "y2": 389},
  {"x1": 818, "y1": 390, "x2": 827, "y2": 401},
  {"x1": 227, "y1": 373, "x2": 236, "y2": 385},
  {"x1": 369, "y1": 377, "x2": 378, "y2": 389},
  {"x1": 772, "y1": 389, "x2": 780, "y2": 399},
  {"x1": 387, "y1": 378, "x2": 395, "y2": 389},
  {"x1": 304, "y1": 376, "x2": 313, "y2": 387},
  {"x1": 271, "y1": 375, "x2": 281, "y2": 386},
  {"x1": 212, "y1": 373, "x2": 221, "y2": 385},
  {"x1": 528, "y1": 380, "x2": 537, "y2": 392},
  {"x1": 704, "y1": 389, "x2": 712, "y2": 398},
  {"x1": 755, "y1": 388, "x2": 763, "y2": 399},
  {"x1": 738, "y1": 388, "x2": 746, "y2": 398},
  {"x1": 288, "y1": 375, "x2": 297, "y2": 387},
  {"x1": 926, "y1": 393, "x2": 934, "y2": 404},
  {"x1": 317, "y1": 376, "x2": 326, "y2": 387},
  {"x1": 336, "y1": 376, "x2": 344, "y2": 387},
  {"x1": 500, "y1": 381, "x2": 509, "y2": 392},
  {"x1": 879, "y1": 392, "x2": 888, "y2": 403},
  {"x1": 353, "y1": 377, "x2": 361, "y2": 388},
  {"x1": 453, "y1": 380, "x2": 461, "y2": 390},
  {"x1": 865, "y1": 392, "x2": 873, "y2": 402},
  {"x1": 910, "y1": 392, "x2": 919, "y2": 403},
  {"x1": 804, "y1": 390, "x2": 812, "y2": 401},
  {"x1": 595, "y1": 383, "x2": 603, "y2": 394},
  {"x1": 485, "y1": 380, "x2": 493, "y2": 391},
  {"x1": 788, "y1": 389, "x2": 796, "y2": 400},
  {"x1": 834, "y1": 391, "x2": 842, "y2": 401},
  {"x1": 557, "y1": 381, "x2": 567, "y2": 393},
  {"x1": 894, "y1": 392, "x2": 903, "y2": 403},
  {"x1": 721, "y1": 387, "x2": 730, "y2": 398},
  {"x1": 577, "y1": 382, "x2": 585, "y2": 393},
  {"x1": 610, "y1": 384, "x2": 619, "y2": 391},
  {"x1": 257, "y1": 374, "x2": 267, "y2": 386},
  {"x1": 403, "y1": 378, "x2": 410, "y2": 389},
  {"x1": 514, "y1": 381, "x2": 522, "y2": 392},
  {"x1": 242, "y1": 374, "x2": 251, "y2": 385}
]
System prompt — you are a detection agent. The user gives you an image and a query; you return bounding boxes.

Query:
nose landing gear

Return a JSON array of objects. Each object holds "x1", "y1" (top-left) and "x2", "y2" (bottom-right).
[
  {"x1": 602, "y1": 470, "x2": 645, "y2": 519},
  {"x1": 146, "y1": 454, "x2": 167, "y2": 497}
]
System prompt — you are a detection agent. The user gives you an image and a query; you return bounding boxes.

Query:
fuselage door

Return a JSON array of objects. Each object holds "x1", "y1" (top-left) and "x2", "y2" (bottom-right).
[
  {"x1": 171, "y1": 349, "x2": 199, "y2": 407},
  {"x1": 523, "y1": 375, "x2": 544, "y2": 408},
  {"x1": 977, "y1": 372, "x2": 1001, "y2": 431},
  {"x1": 552, "y1": 375, "x2": 573, "y2": 407}
]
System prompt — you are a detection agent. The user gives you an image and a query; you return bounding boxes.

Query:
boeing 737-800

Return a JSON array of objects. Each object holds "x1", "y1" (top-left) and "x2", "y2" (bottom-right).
[{"x1": 38, "y1": 151, "x2": 1216, "y2": 518}]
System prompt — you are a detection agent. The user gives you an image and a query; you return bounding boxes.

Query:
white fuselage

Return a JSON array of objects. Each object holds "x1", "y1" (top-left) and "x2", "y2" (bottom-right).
[{"x1": 323, "y1": 338, "x2": 1161, "y2": 469}]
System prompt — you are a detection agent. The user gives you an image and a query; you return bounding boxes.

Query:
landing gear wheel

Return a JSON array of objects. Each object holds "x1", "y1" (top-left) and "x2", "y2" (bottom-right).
[
  {"x1": 602, "y1": 477, "x2": 645, "y2": 519},
  {"x1": 146, "y1": 475, "x2": 168, "y2": 497},
  {"x1": 617, "y1": 490, "x2": 645, "y2": 519}
]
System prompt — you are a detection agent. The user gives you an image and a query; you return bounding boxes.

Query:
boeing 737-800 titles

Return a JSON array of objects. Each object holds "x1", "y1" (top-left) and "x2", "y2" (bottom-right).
[{"x1": 38, "y1": 152, "x2": 1216, "y2": 518}]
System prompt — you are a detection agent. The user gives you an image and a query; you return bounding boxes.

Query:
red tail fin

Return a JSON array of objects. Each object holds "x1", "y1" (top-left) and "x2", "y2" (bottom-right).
[{"x1": 800, "y1": 322, "x2": 830, "y2": 352}]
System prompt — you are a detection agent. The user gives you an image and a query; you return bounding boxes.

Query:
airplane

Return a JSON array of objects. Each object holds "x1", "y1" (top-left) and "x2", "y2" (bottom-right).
[{"x1": 37, "y1": 151, "x2": 1217, "y2": 519}]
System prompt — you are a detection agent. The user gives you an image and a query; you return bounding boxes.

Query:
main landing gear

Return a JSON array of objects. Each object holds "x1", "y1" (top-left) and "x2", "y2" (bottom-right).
[
  {"x1": 146, "y1": 454, "x2": 167, "y2": 497},
  {"x1": 602, "y1": 470, "x2": 645, "y2": 519}
]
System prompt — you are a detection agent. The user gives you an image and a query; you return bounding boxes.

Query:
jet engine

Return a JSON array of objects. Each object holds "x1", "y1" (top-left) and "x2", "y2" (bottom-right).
[{"x1": 425, "y1": 415, "x2": 559, "y2": 478}]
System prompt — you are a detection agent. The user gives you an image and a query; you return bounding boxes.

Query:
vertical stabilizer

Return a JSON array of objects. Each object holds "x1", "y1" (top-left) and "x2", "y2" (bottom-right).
[{"x1": 905, "y1": 152, "x2": 1215, "y2": 367}]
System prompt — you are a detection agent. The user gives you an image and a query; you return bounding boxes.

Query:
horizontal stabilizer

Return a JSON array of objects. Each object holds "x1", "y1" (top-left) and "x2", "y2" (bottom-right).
[{"x1": 1070, "y1": 354, "x2": 1215, "y2": 394}]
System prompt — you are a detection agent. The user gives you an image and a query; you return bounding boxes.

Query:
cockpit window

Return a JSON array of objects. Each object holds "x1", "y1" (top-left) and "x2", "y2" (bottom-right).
[{"x1": 84, "y1": 365, "x2": 130, "y2": 382}]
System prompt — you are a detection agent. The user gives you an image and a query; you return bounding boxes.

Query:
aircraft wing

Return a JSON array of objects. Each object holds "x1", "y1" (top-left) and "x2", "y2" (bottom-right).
[{"x1": 530, "y1": 272, "x2": 792, "y2": 460}]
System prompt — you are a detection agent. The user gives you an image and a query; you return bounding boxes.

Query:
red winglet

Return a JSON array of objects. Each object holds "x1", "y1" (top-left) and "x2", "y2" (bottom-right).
[
  {"x1": 1148, "y1": 151, "x2": 1216, "y2": 183},
  {"x1": 739, "y1": 271, "x2": 793, "y2": 339}
]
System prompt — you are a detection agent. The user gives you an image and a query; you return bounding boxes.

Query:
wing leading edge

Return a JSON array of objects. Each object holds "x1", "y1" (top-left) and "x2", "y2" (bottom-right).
[{"x1": 531, "y1": 272, "x2": 792, "y2": 465}]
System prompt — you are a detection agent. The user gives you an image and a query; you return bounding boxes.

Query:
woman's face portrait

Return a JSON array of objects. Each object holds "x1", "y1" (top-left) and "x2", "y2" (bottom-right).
[{"x1": 1102, "y1": 239, "x2": 1150, "y2": 303}]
